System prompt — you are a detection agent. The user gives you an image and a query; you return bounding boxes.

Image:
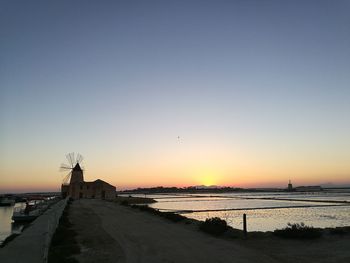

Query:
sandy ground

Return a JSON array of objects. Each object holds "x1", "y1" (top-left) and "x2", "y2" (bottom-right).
[{"x1": 69, "y1": 199, "x2": 350, "y2": 263}]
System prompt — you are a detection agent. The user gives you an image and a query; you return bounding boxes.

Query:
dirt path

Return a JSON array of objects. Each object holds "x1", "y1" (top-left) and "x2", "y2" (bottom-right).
[{"x1": 69, "y1": 199, "x2": 277, "y2": 263}]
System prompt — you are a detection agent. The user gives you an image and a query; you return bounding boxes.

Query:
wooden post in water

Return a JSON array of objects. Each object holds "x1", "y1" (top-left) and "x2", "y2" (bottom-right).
[{"x1": 243, "y1": 213, "x2": 247, "y2": 237}]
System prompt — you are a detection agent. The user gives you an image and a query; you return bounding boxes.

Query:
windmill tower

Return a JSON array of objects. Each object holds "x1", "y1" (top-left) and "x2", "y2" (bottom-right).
[
  {"x1": 60, "y1": 153, "x2": 84, "y2": 197},
  {"x1": 70, "y1": 162, "x2": 84, "y2": 183}
]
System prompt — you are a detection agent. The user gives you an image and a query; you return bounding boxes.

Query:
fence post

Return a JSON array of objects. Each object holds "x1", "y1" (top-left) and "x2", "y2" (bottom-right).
[{"x1": 243, "y1": 213, "x2": 247, "y2": 237}]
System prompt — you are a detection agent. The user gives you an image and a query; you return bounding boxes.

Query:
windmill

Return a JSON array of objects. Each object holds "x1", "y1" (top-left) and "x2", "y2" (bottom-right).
[{"x1": 60, "y1": 153, "x2": 84, "y2": 185}]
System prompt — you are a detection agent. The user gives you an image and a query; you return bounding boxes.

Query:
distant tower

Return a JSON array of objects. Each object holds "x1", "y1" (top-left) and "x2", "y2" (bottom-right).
[
  {"x1": 70, "y1": 163, "x2": 84, "y2": 184},
  {"x1": 287, "y1": 180, "x2": 293, "y2": 191}
]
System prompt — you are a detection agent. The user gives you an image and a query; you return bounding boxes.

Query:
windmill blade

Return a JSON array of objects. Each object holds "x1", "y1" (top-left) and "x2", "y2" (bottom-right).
[
  {"x1": 67, "y1": 152, "x2": 75, "y2": 167},
  {"x1": 62, "y1": 171, "x2": 72, "y2": 185},
  {"x1": 66, "y1": 153, "x2": 73, "y2": 167},
  {"x1": 60, "y1": 163, "x2": 72, "y2": 171},
  {"x1": 76, "y1": 153, "x2": 84, "y2": 164},
  {"x1": 71, "y1": 152, "x2": 75, "y2": 165}
]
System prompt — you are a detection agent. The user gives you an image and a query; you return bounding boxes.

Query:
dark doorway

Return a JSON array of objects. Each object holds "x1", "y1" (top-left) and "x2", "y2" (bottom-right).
[
  {"x1": 79, "y1": 192, "x2": 83, "y2": 199},
  {"x1": 102, "y1": 190, "x2": 106, "y2": 199}
]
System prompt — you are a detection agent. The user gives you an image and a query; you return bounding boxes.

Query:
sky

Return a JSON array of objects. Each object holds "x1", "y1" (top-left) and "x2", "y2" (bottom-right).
[{"x1": 1, "y1": 0, "x2": 350, "y2": 193}]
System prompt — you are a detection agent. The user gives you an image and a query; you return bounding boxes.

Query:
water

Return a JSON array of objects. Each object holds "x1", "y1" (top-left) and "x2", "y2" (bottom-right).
[
  {"x1": 0, "y1": 203, "x2": 25, "y2": 245},
  {"x1": 0, "y1": 198, "x2": 61, "y2": 246},
  {"x1": 136, "y1": 191, "x2": 350, "y2": 232}
]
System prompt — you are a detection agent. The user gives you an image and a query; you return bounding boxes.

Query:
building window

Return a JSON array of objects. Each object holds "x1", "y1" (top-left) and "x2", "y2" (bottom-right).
[{"x1": 80, "y1": 185, "x2": 83, "y2": 190}]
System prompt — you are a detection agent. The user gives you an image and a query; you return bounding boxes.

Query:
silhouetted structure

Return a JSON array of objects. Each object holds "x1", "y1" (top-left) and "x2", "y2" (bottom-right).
[
  {"x1": 60, "y1": 154, "x2": 115, "y2": 200},
  {"x1": 287, "y1": 180, "x2": 294, "y2": 192}
]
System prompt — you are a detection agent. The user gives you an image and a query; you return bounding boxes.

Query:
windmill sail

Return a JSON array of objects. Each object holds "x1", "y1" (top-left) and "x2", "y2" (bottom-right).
[{"x1": 60, "y1": 153, "x2": 84, "y2": 185}]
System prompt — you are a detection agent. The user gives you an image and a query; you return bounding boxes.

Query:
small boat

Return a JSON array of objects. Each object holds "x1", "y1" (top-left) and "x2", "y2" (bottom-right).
[
  {"x1": 0, "y1": 197, "x2": 15, "y2": 206},
  {"x1": 12, "y1": 202, "x2": 42, "y2": 222},
  {"x1": 12, "y1": 209, "x2": 41, "y2": 222}
]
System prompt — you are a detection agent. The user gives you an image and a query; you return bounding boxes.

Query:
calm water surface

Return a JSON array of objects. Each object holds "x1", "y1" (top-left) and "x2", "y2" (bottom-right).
[
  {"x1": 0, "y1": 203, "x2": 25, "y2": 245},
  {"x1": 137, "y1": 191, "x2": 350, "y2": 232}
]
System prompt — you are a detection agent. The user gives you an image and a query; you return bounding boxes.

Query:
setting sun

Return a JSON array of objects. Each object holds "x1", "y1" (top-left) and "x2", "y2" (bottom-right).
[
  {"x1": 193, "y1": 168, "x2": 220, "y2": 186},
  {"x1": 201, "y1": 177, "x2": 215, "y2": 187}
]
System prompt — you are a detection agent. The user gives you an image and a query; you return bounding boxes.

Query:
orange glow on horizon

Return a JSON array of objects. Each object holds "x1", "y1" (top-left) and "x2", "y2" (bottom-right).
[{"x1": 1, "y1": 142, "x2": 350, "y2": 193}]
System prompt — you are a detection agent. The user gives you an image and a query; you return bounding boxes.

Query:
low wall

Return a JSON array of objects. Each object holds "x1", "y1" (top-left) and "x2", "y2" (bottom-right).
[{"x1": 0, "y1": 198, "x2": 68, "y2": 263}]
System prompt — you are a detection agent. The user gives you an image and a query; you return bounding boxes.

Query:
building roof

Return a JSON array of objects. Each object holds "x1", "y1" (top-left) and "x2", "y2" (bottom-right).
[
  {"x1": 69, "y1": 178, "x2": 115, "y2": 189},
  {"x1": 93, "y1": 179, "x2": 115, "y2": 188}
]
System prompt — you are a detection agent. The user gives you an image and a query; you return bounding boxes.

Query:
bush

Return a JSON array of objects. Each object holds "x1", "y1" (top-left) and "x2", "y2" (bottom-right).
[
  {"x1": 199, "y1": 217, "x2": 228, "y2": 236},
  {"x1": 274, "y1": 223, "x2": 322, "y2": 239}
]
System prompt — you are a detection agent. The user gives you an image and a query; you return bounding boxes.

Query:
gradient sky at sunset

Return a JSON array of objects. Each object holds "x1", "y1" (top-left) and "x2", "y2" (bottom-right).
[{"x1": 1, "y1": 1, "x2": 350, "y2": 193}]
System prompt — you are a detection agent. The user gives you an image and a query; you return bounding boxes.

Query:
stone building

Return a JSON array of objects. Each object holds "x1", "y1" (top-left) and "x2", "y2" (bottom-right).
[{"x1": 61, "y1": 163, "x2": 116, "y2": 200}]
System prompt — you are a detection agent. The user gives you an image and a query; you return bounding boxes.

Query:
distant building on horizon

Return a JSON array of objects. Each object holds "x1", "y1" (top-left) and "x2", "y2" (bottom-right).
[
  {"x1": 287, "y1": 180, "x2": 294, "y2": 191},
  {"x1": 61, "y1": 163, "x2": 116, "y2": 200},
  {"x1": 285, "y1": 180, "x2": 323, "y2": 192}
]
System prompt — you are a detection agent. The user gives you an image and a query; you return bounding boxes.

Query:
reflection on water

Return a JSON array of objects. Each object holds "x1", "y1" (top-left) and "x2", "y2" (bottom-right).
[
  {"x1": 0, "y1": 203, "x2": 25, "y2": 245},
  {"x1": 141, "y1": 191, "x2": 350, "y2": 232},
  {"x1": 0, "y1": 206, "x2": 13, "y2": 245},
  {"x1": 151, "y1": 198, "x2": 342, "y2": 211},
  {"x1": 187, "y1": 206, "x2": 350, "y2": 232}
]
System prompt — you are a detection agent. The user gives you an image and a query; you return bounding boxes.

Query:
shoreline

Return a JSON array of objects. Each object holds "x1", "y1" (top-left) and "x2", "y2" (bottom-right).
[
  {"x1": 123, "y1": 200, "x2": 350, "y2": 237},
  {"x1": 116, "y1": 195, "x2": 350, "y2": 232},
  {"x1": 48, "y1": 199, "x2": 350, "y2": 263}
]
